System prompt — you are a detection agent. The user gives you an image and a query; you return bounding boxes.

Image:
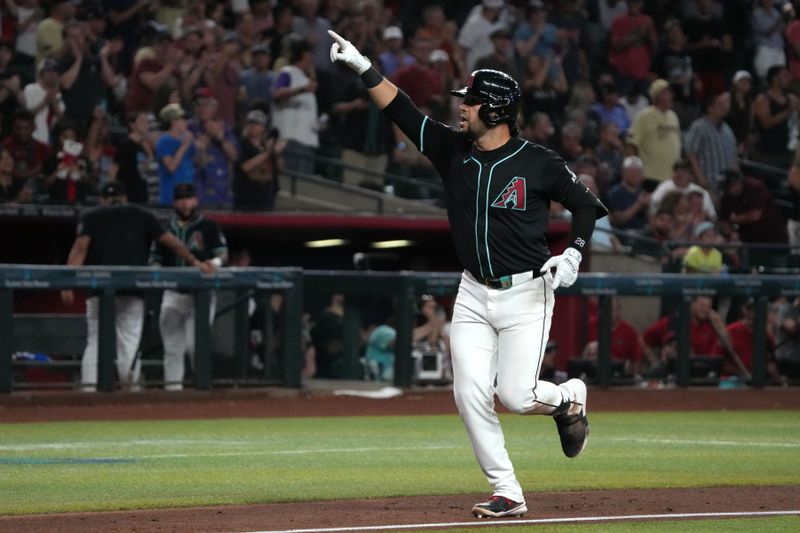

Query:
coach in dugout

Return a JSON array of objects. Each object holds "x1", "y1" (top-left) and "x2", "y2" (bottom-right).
[{"x1": 62, "y1": 181, "x2": 212, "y2": 392}]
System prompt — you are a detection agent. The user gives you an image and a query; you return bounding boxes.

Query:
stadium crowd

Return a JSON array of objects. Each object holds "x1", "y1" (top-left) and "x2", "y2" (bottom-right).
[{"x1": 0, "y1": 0, "x2": 798, "y2": 386}]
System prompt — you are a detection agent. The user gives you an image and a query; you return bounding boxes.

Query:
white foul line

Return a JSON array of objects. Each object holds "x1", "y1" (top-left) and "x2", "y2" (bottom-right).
[
  {"x1": 605, "y1": 437, "x2": 800, "y2": 449},
  {"x1": 242, "y1": 510, "x2": 800, "y2": 533}
]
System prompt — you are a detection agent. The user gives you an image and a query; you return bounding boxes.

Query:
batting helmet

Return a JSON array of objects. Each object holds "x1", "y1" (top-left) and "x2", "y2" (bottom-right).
[{"x1": 450, "y1": 69, "x2": 521, "y2": 128}]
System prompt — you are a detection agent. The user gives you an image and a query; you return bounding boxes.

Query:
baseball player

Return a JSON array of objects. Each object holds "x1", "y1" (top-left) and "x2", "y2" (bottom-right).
[
  {"x1": 329, "y1": 31, "x2": 607, "y2": 518},
  {"x1": 62, "y1": 181, "x2": 211, "y2": 392},
  {"x1": 150, "y1": 182, "x2": 228, "y2": 391}
]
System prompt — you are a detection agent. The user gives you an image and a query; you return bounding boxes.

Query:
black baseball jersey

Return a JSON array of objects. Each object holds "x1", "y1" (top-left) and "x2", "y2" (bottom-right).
[
  {"x1": 150, "y1": 214, "x2": 227, "y2": 267},
  {"x1": 78, "y1": 204, "x2": 165, "y2": 266},
  {"x1": 383, "y1": 91, "x2": 607, "y2": 279}
]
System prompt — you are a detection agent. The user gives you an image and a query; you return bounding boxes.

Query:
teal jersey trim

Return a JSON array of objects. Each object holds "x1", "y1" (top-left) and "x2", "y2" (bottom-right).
[
  {"x1": 466, "y1": 156, "x2": 484, "y2": 278},
  {"x1": 419, "y1": 116, "x2": 428, "y2": 153},
  {"x1": 484, "y1": 142, "x2": 528, "y2": 277}
]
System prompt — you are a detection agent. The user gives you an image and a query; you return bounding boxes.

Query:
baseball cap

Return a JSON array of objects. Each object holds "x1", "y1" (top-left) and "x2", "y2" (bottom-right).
[
  {"x1": 158, "y1": 103, "x2": 185, "y2": 123},
  {"x1": 101, "y1": 181, "x2": 126, "y2": 197},
  {"x1": 79, "y1": 4, "x2": 105, "y2": 20},
  {"x1": 673, "y1": 158, "x2": 692, "y2": 171},
  {"x1": 40, "y1": 58, "x2": 59, "y2": 72},
  {"x1": 194, "y1": 86, "x2": 216, "y2": 101},
  {"x1": 490, "y1": 27, "x2": 512, "y2": 40},
  {"x1": 251, "y1": 43, "x2": 271, "y2": 55},
  {"x1": 221, "y1": 31, "x2": 242, "y2": 46},
  {"x1": 694, "y1": 221, "x2": 716, "y2": 238},
  {"x1": 732, "y1": 70, "x2": 752, "y2": 84},
  {"x1": 598, "y1": 82, "x2": 618, "y2": 95},
  {"x1": 622, "y1": 155, "x2": 644, "y2": 169},
  {"x1": 429, "y1": 49, "x2": 449, "y2": 63},
  {"x1": 528, "y1": 0, "x2": 545, "y2": 10},
  {"x1": 649, "y1": 79, "x2": 670, "y2": 100},
  {"x1": 246, "y1": 109, "x2": 268, "y2": 125},
  {"x1": 383, "y1": 26, "x2": 403, "y2": 41},
  {"x1": 722, "y1": 169, "x2": 744, "y2": 189},
  {"x1": 545, "y1": 340, "x2": 558, "y2": 352},
  {"x1": 144, "y1": 20, "x2": 171, "y2": 43},
  {"x1": 173, "y1": 182, "x2": 197, "y2": 200},
  {"x1": 483, "y1": 0, "x2": 505, "y2": 8}
]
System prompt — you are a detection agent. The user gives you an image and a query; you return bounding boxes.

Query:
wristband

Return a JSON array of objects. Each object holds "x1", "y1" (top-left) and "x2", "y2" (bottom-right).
[
  {"x1": 209, "y1": 257, "x2": 223, "y2": 268},
  {"x1": 360, "y1": 67, "x2": 383, "y2": 89}
]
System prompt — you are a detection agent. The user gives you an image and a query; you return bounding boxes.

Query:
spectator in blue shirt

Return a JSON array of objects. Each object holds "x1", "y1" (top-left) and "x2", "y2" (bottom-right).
[
  {"x1": 155, "y1": 103, "x2": 196, "y2": 206},
  {"x1": 514, "y1": 1, "x2": 558, "y2": 65},
  {"x1": 240, "y1": 43, "x2": 276, "y2": 110},
  {"x1": 379, "y1": 26, "x2": 414, "y2": 78},
  {"x1": 187, "y1": 87, "x2": 239, "y2": 208},
  {"x1": 365, "y1": 321, "x2": 397, "y2": 382},
  {"x1": 607, "y1": 155, "x2": 651, "y2": 233},
  {"x1": 591, "y1": 82, "x2": 630, "y2": 136}
]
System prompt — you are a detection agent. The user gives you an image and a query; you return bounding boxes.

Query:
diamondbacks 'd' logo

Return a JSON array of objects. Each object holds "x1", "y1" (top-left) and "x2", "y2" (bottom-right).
[
  {"x1": 189, "y1": 231, "x2": 205, "y2": 252},
  {"x1": 491, "y1": 176, "x2": 527, "y2": 211}
]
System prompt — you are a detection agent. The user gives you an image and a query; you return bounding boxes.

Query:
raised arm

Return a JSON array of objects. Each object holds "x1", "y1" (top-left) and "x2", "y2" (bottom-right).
[
  {"x1": 327, "y1": 29, "x2": 453, "y2": 165},
  {"x1": 328, "y1": 30, "x2": 397, "y2": 109}
]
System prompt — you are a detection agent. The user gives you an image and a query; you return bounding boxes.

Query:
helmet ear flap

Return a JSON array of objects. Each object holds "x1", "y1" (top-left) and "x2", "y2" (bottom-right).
[
  {"x1": 477, "y1": 105, "x2": 495, "y2": 127},
  {"x1": 478, "y1": 99, "x2": 517, "y2": 128}
]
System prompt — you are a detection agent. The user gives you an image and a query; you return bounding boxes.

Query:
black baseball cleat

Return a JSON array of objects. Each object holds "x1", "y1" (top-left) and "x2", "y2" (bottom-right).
[
  {"x1": 471, "y1": 496, "x2": 527, "y2": 518},
  {"x1": 553, "y1": 378, "x2": 589, "y2": 458}
]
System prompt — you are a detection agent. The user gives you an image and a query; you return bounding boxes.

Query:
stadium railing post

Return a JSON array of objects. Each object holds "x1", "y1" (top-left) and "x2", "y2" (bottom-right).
[
  {"x1": 259, "y1": 290, "x2": 276, "y2": 379},
  {"x1": 751, "y1": 297, "x2": 768, "y2": 388},
  {"x1": 676, "y1": 297, "x2": 692, "y2": 387},
  {"x1": 342, "y1": 299, "x2": 363, "y2": 379},
  {"x1": 97, "y1": 289, "x2": 116, "y2": 392},
  {"x1": 233, "y1": 288, "x2": 250, "y2": 382},
  {"x1": 597, "y1": 295, "x2": 613, "y2": 388},
  {"x1": 281, "y1": 275, "x2": 303, "y2": 388},
  {"x1": 393, "y1": 277, "x2": 415, "y2": 388},
  {"x1": 194, "y1": 289, "x2": 212, "y2": 390},
  {"x1": 0, "y1": 289, "x2": 12, "y2": 393}
]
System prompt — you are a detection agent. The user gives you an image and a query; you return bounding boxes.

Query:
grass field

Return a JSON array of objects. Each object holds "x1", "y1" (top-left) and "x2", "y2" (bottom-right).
[
  {"x1": 1, "y1": 410, "x2": 799, "y2": 518},
  {"x1": 410, "y1": 516, "x2": 800, "y2": 533}
]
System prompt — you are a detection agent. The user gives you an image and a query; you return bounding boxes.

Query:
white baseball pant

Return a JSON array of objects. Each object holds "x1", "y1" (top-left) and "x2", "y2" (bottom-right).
[
  {"x1": 450, "y1": 270, "x2": 564, "y2": 503},
  {"x1": 159, "y1": 290, "x2": 216, "y2": 391},
  {"x1": 80, "y1": 295, "x2": 145, "y2": 392}
]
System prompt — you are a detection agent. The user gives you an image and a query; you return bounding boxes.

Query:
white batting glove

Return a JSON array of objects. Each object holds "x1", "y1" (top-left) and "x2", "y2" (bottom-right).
[
  {"x1": 540, "y1": 247, "x2": 582, "y2": 290},
  {"x1": 328, "y1": 29, "x2": 371, "y2": 74}
]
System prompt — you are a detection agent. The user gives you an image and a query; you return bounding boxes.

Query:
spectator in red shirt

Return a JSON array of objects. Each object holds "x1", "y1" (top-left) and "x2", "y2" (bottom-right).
[
  {"x1": 642, "y1": 296, "x2": 726, "y2": 374},
  {"x1": 608, "y1": 0, "x2": 656, "y2": 94},
  {"x1": 787, "y1": 3, "x2": 800, "y2": 93},
  {"x1": 2, "y1": 109, "x2": 50, "y2": 188},
  {"x1": 392, "y1": 36, "x2": 442, "y2": 112},
  {"x1": 719, "y1": 169, "x2": 788, "y2": 269},
  {"x1": 126, "y1": 25, "x2": 182, "y2": 113},
  {"x1": 712, "y1": 299, "x2": 785, "y2": 383},
  {"x1": 583, "y1": 297, "x2": 645, "y2": 377}
]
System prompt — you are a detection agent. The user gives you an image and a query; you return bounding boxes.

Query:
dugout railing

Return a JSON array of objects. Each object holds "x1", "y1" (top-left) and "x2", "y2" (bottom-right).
[
  {"x1": 2, "y1": 267, "x2": 798, "y2": 393},
  {"x1": 305, "y1": 271, "x2": 800, "y2": 389},
  {"x1": 0, "y1": 265, "x2": 304, "y2": 393}
]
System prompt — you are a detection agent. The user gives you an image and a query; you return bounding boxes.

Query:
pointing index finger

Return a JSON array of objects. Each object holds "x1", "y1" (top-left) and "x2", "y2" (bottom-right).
[{"x1": 327, "y1": 29, "x2": 347, "y2": 47}]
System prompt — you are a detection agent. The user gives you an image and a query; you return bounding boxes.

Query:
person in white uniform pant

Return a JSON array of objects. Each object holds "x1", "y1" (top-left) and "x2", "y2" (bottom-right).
[
  {"x1": 151, "y1": 182, "x2": 228, "y2": 390},
  {"x1": 328, "y1": 30, "x2": 607, "y2": 518},
  {"x1": 62, "y1": 181, "x2": 211, "y2": 391}
]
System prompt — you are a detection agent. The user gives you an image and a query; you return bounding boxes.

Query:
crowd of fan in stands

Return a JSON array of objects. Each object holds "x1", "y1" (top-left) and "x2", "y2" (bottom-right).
[{"x1": 0, "y1": 0, "x2": 796, "y2": 267}]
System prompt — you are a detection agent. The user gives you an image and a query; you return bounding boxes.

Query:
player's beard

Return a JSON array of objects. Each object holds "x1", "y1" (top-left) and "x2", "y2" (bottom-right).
[
  {"x1": 175, "y1": 206, "x2": 197, "y2": 221},
  {"x1": 459, "y1": 115, "x2": 488, "y2": 139}
]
